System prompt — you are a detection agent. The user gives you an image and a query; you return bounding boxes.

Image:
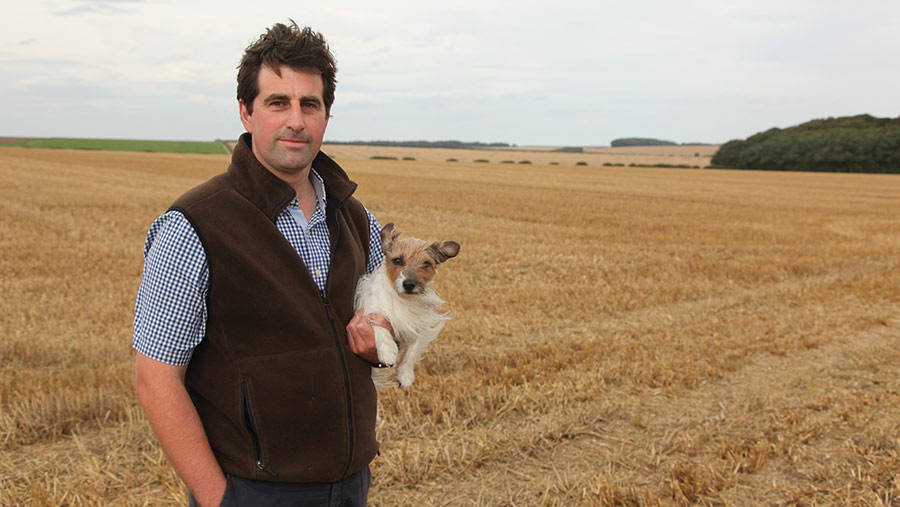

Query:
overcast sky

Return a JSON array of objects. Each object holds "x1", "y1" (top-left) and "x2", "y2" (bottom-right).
[{"x1": 2, "y1": 0, "x2": 898, "y2": 146}]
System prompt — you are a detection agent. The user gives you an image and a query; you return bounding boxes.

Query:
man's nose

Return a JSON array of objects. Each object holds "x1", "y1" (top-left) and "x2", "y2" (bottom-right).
[{"x1": 286, "y1": 103, "x2": 305, "y2": 130}]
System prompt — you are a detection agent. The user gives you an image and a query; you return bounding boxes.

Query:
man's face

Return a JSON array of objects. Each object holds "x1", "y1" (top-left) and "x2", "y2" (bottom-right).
[{"x1": 239, "y1": 66, "x2": 329, "y2": 180}]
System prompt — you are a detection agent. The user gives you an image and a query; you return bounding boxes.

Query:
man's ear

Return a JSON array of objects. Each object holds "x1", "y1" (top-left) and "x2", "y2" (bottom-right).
[{"x1": 239, "y1": 100, "x2": 253, "y2": 132}]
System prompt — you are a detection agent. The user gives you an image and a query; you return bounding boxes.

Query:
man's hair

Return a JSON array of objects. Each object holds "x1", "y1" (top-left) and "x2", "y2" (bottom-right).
[{"x1": 237, "y1": 20, "x2": 337, "y2": 115}]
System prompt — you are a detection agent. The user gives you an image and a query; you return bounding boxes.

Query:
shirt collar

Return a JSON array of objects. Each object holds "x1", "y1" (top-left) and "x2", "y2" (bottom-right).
[{"x1": 309, "y1": 168, "x2": 327, "y2": 214}]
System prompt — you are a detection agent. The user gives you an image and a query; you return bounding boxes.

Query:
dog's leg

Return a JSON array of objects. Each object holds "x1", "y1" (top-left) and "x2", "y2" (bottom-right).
[
  {"x1": 395, "y1": 339, "x2": 429, "y2": 388},
  {"x1": 373, "y1": 325, "x2": 399, "y2": 366}
]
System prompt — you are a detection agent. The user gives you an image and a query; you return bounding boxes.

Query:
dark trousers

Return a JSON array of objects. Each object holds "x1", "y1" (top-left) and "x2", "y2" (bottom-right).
[{"x1": 188, "y1": 467, "x2": 370, "y2": 507}]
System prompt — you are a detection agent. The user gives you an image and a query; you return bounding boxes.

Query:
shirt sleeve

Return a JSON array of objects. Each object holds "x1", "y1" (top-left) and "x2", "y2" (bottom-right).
[
  {"x1": 132, "y1": 210, "x2": 209, "y2": 366},
  {"x1": 365, "y1": 209, "x2": 384, "y2": 275}
]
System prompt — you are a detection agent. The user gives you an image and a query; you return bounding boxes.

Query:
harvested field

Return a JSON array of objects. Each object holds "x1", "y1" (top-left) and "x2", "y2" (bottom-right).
[
  {"x1": 1, "y1": 144, "x2": 899, "y2": 505},
  {"x1": 233, "y1": 142, "x2": 716, "y2": 167}
]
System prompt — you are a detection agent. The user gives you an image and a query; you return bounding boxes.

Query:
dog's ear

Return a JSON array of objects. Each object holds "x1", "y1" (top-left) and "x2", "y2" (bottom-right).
[
  {"x1": 429, "y1": 241, "x2": 460, "y2": 264},
  {"x1": 380, "y1": 223, "x2": 401, "y2": 253}
]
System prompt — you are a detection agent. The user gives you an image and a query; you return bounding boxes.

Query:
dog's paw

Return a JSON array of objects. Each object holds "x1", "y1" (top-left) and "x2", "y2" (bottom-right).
[
  {"x1": 373, "y1": 328, "x2": 398, "y2": 366},
  {"x1": 396, "y1": 368, "x2": 414, "y2": 389},
  {"x1": 376, "y1": 342, "x2": 398, "y2": 367}
]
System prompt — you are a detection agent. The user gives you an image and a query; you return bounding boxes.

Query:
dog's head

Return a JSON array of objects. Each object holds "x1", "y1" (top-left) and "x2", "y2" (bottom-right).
[{"x1": 380, "y1": 222, "x2": 460, "y2": 296}]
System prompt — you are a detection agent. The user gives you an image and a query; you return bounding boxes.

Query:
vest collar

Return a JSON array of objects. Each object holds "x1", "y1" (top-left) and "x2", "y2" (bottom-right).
[{"x1": 228, "y1": 133, "x2": 358, "y2": 222}]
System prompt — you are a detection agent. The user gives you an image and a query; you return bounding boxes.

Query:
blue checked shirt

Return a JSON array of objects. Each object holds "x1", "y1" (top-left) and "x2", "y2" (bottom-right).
[{"x1": 133, "y1": 169, "x2": 384, "y2": 366}]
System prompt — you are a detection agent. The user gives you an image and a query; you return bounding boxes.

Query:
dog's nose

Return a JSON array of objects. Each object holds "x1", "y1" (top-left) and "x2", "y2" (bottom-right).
[{"x1": 402, "y1": 279, "x2": 417, "y2": 293}]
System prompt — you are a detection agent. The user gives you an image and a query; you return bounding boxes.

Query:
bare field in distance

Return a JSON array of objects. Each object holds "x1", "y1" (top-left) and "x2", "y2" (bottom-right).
[
  {"x1": 321, "y1": 142, "x2": 717, "y2": 167},
  {"x1": 2, "y1": 144, "x2": 900, "y2": 505}
]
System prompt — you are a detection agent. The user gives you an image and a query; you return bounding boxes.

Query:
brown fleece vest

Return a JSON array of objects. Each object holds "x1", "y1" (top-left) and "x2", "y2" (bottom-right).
[{"x1": 171, "y1": 134, "x2": 377, "y2": 483}]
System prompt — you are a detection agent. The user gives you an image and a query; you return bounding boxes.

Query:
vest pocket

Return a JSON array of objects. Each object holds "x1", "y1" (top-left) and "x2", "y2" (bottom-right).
[{"x1": 240, "y1": 381, "x2": 279, "y2": 477}]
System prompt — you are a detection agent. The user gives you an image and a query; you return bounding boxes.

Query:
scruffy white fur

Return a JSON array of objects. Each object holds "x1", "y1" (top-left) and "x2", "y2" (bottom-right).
[{"x1": 354, "y1": 223, "x2": 460, "y2": 388}]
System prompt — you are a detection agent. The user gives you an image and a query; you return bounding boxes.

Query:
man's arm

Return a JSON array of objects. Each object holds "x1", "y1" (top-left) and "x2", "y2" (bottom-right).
[{"x1": 135, "y1": 352, "x2": 226, "y2": 506}]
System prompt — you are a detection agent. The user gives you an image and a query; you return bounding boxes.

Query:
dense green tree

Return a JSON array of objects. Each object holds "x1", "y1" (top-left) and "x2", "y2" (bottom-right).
[{"x1": 711, "y1": 115, "x2": 900, "y2": 173}]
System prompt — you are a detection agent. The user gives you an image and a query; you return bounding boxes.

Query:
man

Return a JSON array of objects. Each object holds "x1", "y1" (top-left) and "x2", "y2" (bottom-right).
[{"x1": 134, "y1": 21, "x2": 389, "y2": 506}]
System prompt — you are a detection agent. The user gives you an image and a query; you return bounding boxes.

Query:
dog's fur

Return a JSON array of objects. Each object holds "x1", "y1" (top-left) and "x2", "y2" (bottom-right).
[{"x1": 354, "y1": 223, "x2": 460, "y2": 388}]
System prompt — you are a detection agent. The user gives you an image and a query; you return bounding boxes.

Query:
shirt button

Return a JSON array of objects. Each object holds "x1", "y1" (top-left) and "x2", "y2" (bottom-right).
[{"x1": 315, "y1": 269, "x2": 322, "y2": 277}]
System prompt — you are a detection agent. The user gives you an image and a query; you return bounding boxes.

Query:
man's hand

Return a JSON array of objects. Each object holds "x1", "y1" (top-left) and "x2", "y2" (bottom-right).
[
  {"x1": 347, "y1": 310, "x2": 393, "y2": 364},
  {"x1": 135, "y1": 353, "x2": 227, "y2": 506}
]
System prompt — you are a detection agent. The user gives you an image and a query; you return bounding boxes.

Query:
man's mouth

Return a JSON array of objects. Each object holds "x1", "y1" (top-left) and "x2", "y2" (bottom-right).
[{"x1": 277, "y1": 133, "x2": 311, "y2": 146}]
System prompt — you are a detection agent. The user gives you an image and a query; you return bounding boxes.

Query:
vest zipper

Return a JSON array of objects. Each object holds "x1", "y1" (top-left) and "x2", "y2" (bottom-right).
[
  {"x1": 240, "y1": 381, "x2": 279, "y2": 477},
  {"x1": 320, "y1": 289, "x2": 356, "y2": 479}
]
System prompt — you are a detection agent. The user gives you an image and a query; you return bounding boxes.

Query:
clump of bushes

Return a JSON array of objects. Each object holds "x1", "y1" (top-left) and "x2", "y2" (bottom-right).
[
  {"x1": 501, "y1": 160, "x2": 515, "y2": 164},
  {"x1": 611, "y1": 137, "x2": 677, "y2": 147},
  {"x1": 446, "y1": 158, "x2": 458, "y2": 162},
  {"x1": 576, "y1": 161, "x2": 588, "y2": 166},
  {"x1": 474, "y1": 159, "x2": 490, "y2": 163},
  {"x1": 711, "y1": 114, "x2": 900, "y2": 173},
  {"x1": 370, "y1": 155, "x2": 398, "y2": 160},
  {"x1": 402, "y1": 157, "x2": 415, "y2": 161},
  {"x1": 518, "y1": 160, "x2": 532, "y2": 164}
]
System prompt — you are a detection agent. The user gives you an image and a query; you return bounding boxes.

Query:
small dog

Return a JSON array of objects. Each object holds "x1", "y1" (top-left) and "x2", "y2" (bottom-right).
[{"x1": 354, "y1": 222, "x2": 460, "y2": 388}]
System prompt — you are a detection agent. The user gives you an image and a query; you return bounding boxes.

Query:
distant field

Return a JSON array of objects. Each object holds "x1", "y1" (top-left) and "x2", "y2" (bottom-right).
[
  {"x1": 320, "y1": 143, "x2": 718, "y2": 168},
  {"x1": 2, "y1": 146, "x2": 899, "y2": 505},
  {"x1": 5, "y1": 137, "x2": 228, "y2": 154}
]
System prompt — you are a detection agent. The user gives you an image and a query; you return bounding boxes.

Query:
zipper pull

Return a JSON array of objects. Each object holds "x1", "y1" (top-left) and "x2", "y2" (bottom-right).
[
  {"x1": 320, "y1": 290, "x2": 335, "y2": 322},
  {"x1": 256, "y1": 460, "x2": 279, "y2": 477}
]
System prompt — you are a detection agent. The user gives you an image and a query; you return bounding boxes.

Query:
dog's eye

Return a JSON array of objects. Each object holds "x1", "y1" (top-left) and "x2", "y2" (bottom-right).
[
  {"x1": 391, "y1": 257, "x2": 403, "y2": 266},
  {"x1": 422, "y1": 261, "x2": 432, "y2": 268}
]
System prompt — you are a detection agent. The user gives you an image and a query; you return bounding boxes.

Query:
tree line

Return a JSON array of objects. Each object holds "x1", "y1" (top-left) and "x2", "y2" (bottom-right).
[
  {"x1": 327, "y1": 139, "x2": 513, "y2": 149},
  {"x1": 611, "y1": 137, "x2": 678, "y2": 147},
  {"x1": 711, "y1": 114, "x2": 900, "y2": 173}
]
